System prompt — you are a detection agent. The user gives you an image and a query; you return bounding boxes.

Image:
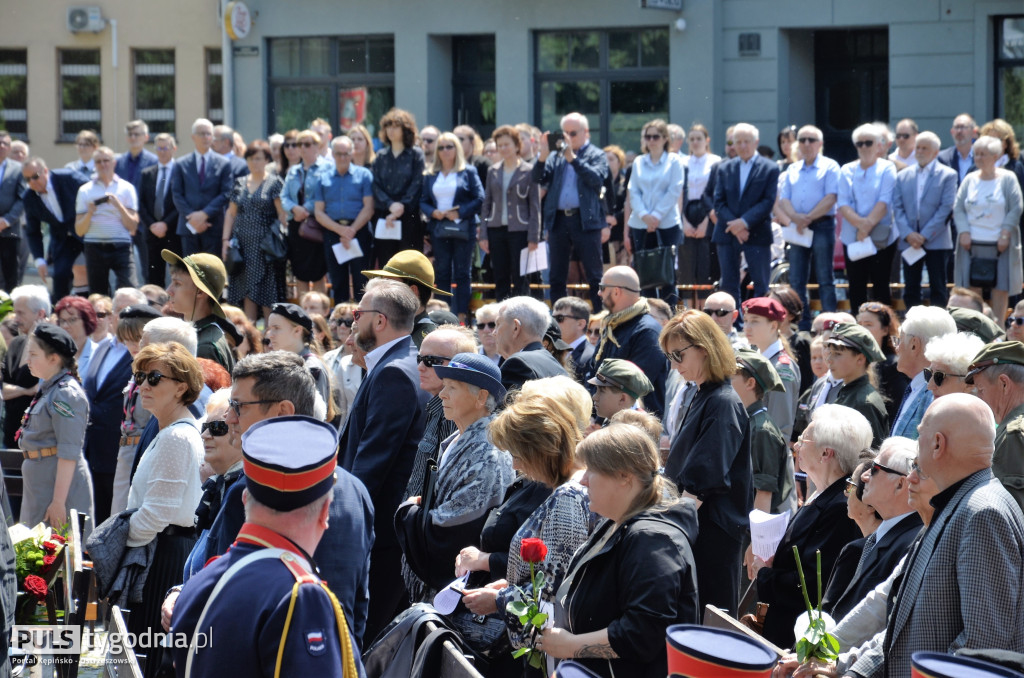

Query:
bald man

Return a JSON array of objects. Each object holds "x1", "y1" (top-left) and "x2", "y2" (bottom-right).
[
  {"x1": 847, "y1": 394, "x2": 1024, "y2": 677},
  {"x1": 590, "y1": 266, "x2": 669, "y2": 415},
  {"x1": 702, "y1": 291, "x2": 748, "y2": 349}
]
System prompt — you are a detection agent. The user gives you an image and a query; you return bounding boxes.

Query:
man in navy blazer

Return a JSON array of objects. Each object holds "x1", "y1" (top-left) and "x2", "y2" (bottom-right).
[
  {"x1": 0, "y1": 132, "x2": 25, "y2": 292},
  {"x1": 171, "y1": 118, "x2": 233, "y2": 256},
  {"x1": 138, "y1": 133, "x2": 181, "y2": 285},
  {"x1": 712, "y1": 123, "x2": 779, "y2": 304},
  {"x1": 212, "y1": 124, "x2": 249, "y2": 180},
  {"x1": 21, "y1": 159, "x2": 87, "y2": 300},
  {"x1": 892, "y1": 131, "x2": 957, "y2": 308},
  {"x1": 533, "y1": 112, "x2": 610, "y2": 309},
  {"x1": 339, "y1": 278, "x2": 428, "y2": 647},
  {"x1": 114, "y1": 120, "x2": 158, "y2": 280},
  {"x1": 494, "y1": 295, "x2": 567, "y2": 393},
  {"x1": 937, "y1": 113, "x2": 978, "y2": 186},
  {"x1": 553, "y1": 296, "x2": 595, "y2": 383}
]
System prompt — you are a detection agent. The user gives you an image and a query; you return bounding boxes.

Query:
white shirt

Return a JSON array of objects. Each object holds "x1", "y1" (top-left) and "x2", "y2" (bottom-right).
[
  {"x1": 915, "y1": 159, "x2": 937, "y2": 213},
  {"x1": 965, "y1": 177, "x2": 1007, "y2": 241},
  {"x1": 888, "y1": 151, "x2": 914, "y2": 165},
  {"x1": 814, "y1": 370, "x2": 844, "y2": 409},
  {"x1": 38, "y1": 177, "x2": 64, "y2": 222},
  {"x1": 432, "y1": 171, "x2": 459, "y2": 220},
  {"x1": 738, "y1": 156, "x2": 756, "y2": 194},
  {"x1": 75, "y1": 174, "x2": 138, "y2": 242},
  {"x1": 892, "y1": 371, "x2": 928, "y2": 434},
  {"x1": 364, "y1": 335, "x2": 409, "y2": 375},
  {"x1": 685, "y1": 153, "x2": 721, "y2": 202}
]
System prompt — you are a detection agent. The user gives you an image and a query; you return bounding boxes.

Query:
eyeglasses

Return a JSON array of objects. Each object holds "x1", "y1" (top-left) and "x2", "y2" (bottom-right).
[
  {"x1": 330, "y1": 317, "x2": 354, "y2": 327},
  {"x1": 892, "y1": 335, "x2": 903, "y2": 349},
  {"x1": 456, "y1": 136, "x2": 470, "y2": 142},
  {"x1": 703, "y1": 308, "x2": 731, "y2": 317},
  {"x1": 910, "y1": 457, "x2": 928, "y2": 479},
  {"x1": 24, "y1": 173, "x2": 41, "y2": 182},
  {"x1": 844, "y1": 478, "x2": 858, "y2": 497},
  {"x1": 438, "y1": 144, "x2": 456, "y2": 151},
  {"x1": 1007, "y1": 316, "x2": 1024, "y2": 328},
  {"x1": 598, "y1": 283, "x2": 640, "y2": 294},
  {"x1": 333, "y1": 152, "x2": 352, "y2": 158},
  {"x1": 855, "y1": 140, "x2": 875, "y2": 148},
  {"x1": 797, "y1": 137, "x2": 820, "y2": 144},
  {"x1": 923, "y1": 367, "x2": 966, "y2": 387},
  {"x1": 283, "y1": 142, "x2": 298, "y2": 148},
  {"x1": 563, "y1": 130, "x2": 579, "y2": 138},
  {"x1": 299, "y1": 141, "x2": 315, "y2": 148},
  {"x1": 895, "y1": 133, "x2": 912, "y2": 140},
  {"x1": 553, "y1": 314, "x2": 585, "y2": 323},
  {"x1": 228, "y1": 399, "x2": 282, "y2": 417},
  {"x1": 664, "y1": 344, "x2": 696, "y2": 363},
  {"x1": 94, "y1": 157, "x2": 114, "y2": 164},
  {"x1": 416, "y1": 355, "x2": 451, "y2": 368},
  {"x1": 353, "y1": 309, "x2": 385, "y2": 322},
  {"x1": 477, "y1": 321, "x2": 496, "y2": 330},
  {"x1": 871, "y1": 461, "x2": 907, "y2": 478},
  {"x1": 127, "y1": 132, "x2": 146, "y2": 138},
  {"x1": 201, "y1": 420, "x2": 229, "y2": 437},
  {"x1": 644, "y1": 134, "x2": 662, "y2": 141},
  {"x1": 134, "y1": 370, "x2": 182, "y2": 387}
]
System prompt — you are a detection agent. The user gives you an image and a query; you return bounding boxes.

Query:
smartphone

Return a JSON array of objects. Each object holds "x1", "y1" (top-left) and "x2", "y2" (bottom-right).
[
  {"x1": 94, "y1": 195, "x2": 110, "y2": 205},
  {"x1": 547, "y1": 131, "x2": 564, "y2": 153}
]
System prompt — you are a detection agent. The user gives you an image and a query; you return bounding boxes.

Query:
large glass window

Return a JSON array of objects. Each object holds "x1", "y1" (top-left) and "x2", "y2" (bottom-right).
[
  {"x1": 207, "y1": 49, "x2": 223, "y2": 125},
  {"x1": 0, "y1": 50, "x2": 27, "y2": 139},
  {"x1": 996, "y1": 16, "x2": 1024, "y2": 142},
  {"x1": 268, "y1": 36, "x2": 394, "y2": 138},
  {"x1": 133, "y1": 49, "x2": 175, "y2": 135},
  {"x1": 59, "y1": 49, "x2": 101, "y2": 142},
  {"x1": 536, "y1": 28, "x2": 669, "y2": 149}
]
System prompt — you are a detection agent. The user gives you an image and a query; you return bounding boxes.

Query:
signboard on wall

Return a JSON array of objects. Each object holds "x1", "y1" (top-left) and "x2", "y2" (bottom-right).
[
  {"x1": 640, "y1": 0, "x2": 682, "y2": 10},
  {"x1": 339, "y1": 88, "x2": 367, "y2": 131}
]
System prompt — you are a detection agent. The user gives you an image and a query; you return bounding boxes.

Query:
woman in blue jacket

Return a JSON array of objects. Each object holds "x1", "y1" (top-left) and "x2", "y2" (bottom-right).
[{"x1": 421, "y1": 131, "x2": 484, "y2": 322}]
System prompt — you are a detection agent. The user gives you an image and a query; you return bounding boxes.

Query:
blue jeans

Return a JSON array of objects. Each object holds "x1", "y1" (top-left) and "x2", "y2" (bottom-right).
[
  {"x1": 786, "y1": 217, "x2": 837, "y2": 330},
  {"x1": 716, "y1": 241, "x2": 771, "y2": 303},
  {"x1": 630, "y1": 225, "x2": 681, "y2": 307},
  {"x1": 903, "y1": 248, "x2": 950, "y2": 308},
  {"x1": 432, "y1": 232, "x2": 475, "y2": 315}
]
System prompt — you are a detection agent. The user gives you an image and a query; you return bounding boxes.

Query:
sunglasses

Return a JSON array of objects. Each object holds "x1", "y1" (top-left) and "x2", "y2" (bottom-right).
[
  {"x1": 644, "y1": 134, "x2": 662, "y2": 141},
  {"x1": 797, "y1": 137, "x2": 820, "y2": 144},
  {"x1": 703, "y1": 308, "x2": 731, "y2": 317},
  {"x1": 133, "y1": 370, "x2": 182, "y2": 387},
  {"x1": 1007, "y1": 316, "x2": 1024, "y2": 328},
  {"x1": 421, "y1": 137, "x2": 438, "y2": 144},
  {"x1": 855, "y1": 140, "x2": 875, "y2": 148},
  {"x1": 859, "y1": 302, "x2": 887, "y2": 314},
  {"x1": 24, "y1": 173, "x2": 41, "y2": 182},
  {"x1": 331, "y1": 317, "x2": 354, "y2": 327},
  {"x1": 664, "y1": 344, "x2": 696, "y2": 363},
  {"x1": 438, "y1": 144, "x2": 457, "y2": 151},
  {"x1": 844, "y1": 478, "x2": 858, "y2": 497},
  {"x1": 561, "y1": 130, "x2": 579, "y2": 138},
  {"x1": 477, "y1": 321, "x2": 496, "y2": 330},
  {"x1": 553, "y1": 314, "x2": 585, "y2": 323},
  {"x1": 202, "y1": 420, "x2": 229, "y2": 437},
  {"x1": 871, "y1": 461, "x2": 907, "y2": 478},
  {"x1": 283, "y1": 142, "x2": 298, "y2": 148},
  {"x1": 352, "y1": 309, "x2": 384, "y2": 322},
  {"x1": 417, "y1": 355, "x2": 450, "y2": 367},
  {"x1": 895, "y1": 133, "x2": 912, "y2": 140},
  {"x1": 923, "y1": 367, "x2": 966, "y2": 387},
  {"x1": 299, "y1": 141, "x2": 315, "y2": 148},
  {"x1": 598, "y1": 283, "x2": 640, "y2": 294},
  {"x1": 587, "y1": 328, "x2": 602, "y2": 337}
]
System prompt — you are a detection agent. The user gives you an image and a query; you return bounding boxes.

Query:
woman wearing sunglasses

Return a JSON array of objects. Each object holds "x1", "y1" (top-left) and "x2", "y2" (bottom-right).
[
  {"x1": 123, "y1": 342, "x2": 205, "y2": 674},
  {"x1": 282, "y1": 129, "x2": 331, "y2": 297},
  {"x1": 922, "y1": 331, "x2": 985, "y2": 398}
]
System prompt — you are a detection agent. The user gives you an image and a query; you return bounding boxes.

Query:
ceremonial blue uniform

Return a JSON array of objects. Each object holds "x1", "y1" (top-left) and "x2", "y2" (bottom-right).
[{"x1": 172, "y1": 523, "x2": 364, "y2": 678}]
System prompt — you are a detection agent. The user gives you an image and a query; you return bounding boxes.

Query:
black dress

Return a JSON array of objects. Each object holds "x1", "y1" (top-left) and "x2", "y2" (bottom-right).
[
  {"x1": 2, "y1": 336, "x2": 36, "y2": 449},
  {"x1": 227, "y1": 175, "x2": 286, "y2": 308},
  {"x1": 284, "y1": 162, "x2": 328, "y2": 283}
]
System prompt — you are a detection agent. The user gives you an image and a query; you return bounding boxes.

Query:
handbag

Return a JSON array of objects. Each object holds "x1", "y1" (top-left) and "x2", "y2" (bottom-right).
[
  {"x1": 682, "y1": 164, "x2": 709, "y2": 226},
  {"x1": 298, "y1": 216, "x2": 324, "y2": 243},
  {"x1": 634, "y1": 230, "x2": 677, "y2": 289},
  {"x1": 362, "y1": 603, "x2": 462, "y2": 678},
  {"x1": 969, "y1": 255, "x2": 998, "y2": 288},
  {"x1": 434, "y1": 218, "x2": 470, "y2": 241},
  {"x1": 224, "y1": 238, "x2": 244, "y2": 276},
  {"x1": 447, "y1": 607, "x2": 510, "y2": 659},
  {"x1": 260, "y1": 224, "x2": 288, "y2": 264}
]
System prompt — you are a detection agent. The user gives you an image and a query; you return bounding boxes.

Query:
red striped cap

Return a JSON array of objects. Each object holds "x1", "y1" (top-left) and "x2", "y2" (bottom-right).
[{"x1": 241, "y1": 415, "x2": 338, "y2": 511}]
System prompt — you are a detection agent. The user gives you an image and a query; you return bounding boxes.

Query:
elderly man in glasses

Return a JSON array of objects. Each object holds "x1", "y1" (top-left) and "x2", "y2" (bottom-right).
[
  {"x1": 170, "y1": 118, "x2": 233, "y2": 256},
  {"x1": 890, "y1": 306, "x2": 957, "y2": 439}
]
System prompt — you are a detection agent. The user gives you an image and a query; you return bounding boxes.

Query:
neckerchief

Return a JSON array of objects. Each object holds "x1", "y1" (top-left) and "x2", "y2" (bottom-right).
[
  {"x1": 594, "y1": 298, "x2": 650, "y2": 363},
  {"x1": 15, "y1": 371, "x2": 72, "y2": 444}
]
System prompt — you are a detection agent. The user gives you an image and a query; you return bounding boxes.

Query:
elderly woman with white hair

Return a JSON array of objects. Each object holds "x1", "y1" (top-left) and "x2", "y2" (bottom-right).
[
  {"x1": 922, "y1": 332, "x2": 986, "y2": 398},
  {"x1": 953, "y1": 134, "x2": 1024, "y2": 318},
  {"x1": 838, "y1": 123, "x2": 899, "y2": 312},
  {"x1": 751, "y1": 404, "x2": 868, "y2": 648}
]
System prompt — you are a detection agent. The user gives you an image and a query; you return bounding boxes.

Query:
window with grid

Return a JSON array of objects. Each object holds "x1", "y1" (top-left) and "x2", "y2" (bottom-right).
[
  {"x1": 207, "y1": 48, "x2": 223, "y2": 125},
  {"x1": 59, "y1": 49, "x2": 101, "y2": 142},
  {"x1": 134, "y1": 49, "x2": 175, "y2": 135},
  {"x1": 0, "y1": 50, "x2": 27, "y2": 139},
  {"x1": 996, "y1": 16, "x2": 1024, "y2": 142}
]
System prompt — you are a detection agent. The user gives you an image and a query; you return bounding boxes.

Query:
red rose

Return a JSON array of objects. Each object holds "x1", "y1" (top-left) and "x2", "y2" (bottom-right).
[
  {"x1": 520, "y1": 538, "x2": 548, "y2": 564},
  {"x1": 51, "y1": 535, "x2": 66, "y2": 545},
  {"x1": 23, "y1": 575, "x2": 47, "y2": 602},
  {"x1": 42, "y1": 541, "x2": 58, "y2": 555},
  {"x1": 41, "y1": 554, "x2": 56, "y2": 574}
]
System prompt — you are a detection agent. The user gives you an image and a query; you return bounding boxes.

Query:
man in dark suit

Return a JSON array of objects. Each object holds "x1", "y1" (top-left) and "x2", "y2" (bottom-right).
[
  {"x1": 0, "y1": 132, "x2": 25, "y2": 292},
  {"x1": 339, "y1": 278, "x2": 428, "y2": 647},
  {"x1": 212, "y1": 124, "x2": 248, "y2": 180},
  {"x1": 553, "y1": 295, "x2": 594, "y2": 383},
  {"x1": 114, "y1": 120, "x2": 158, "y2": 282},
  {"x1": 171, "y1": 118, "x2": 232, "y2": 256},
  {"x1": 712, "y1": 122, "x2": 779, "y2": 303},
  {"x1": 937, "y1": 113, "x2": 978, "y2": 186},
  {"x1": 533, "y1": 112, "x2": 610, "y2": 309},
  {"x1": 494, "y1": 295, "x2": 567, "y2": 393},
  {"x1": 139, "y1": 133, "x2": 181, "y2": 285},
  {"x1": 21, "y1": 158, "x2": 87, "y2": 300}
]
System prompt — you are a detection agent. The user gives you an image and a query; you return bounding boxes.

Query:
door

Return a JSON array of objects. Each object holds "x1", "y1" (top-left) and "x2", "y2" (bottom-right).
[{"x1": 452, "y1": 36, "x2": 496, "y2": 138}]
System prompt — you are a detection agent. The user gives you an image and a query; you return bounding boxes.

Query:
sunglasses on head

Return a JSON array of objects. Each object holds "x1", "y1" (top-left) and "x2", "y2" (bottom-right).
[
  {"x1": 417, "y1": 355, "x2": 450, "y2": 368},
  {"x1": 923, "y1": 367, "x2": 966, "y2": 387},
  {"x1": 202, "y1": 420, "x2": 229, "y2": 437},
  {"x1": 134, "y1": 370, "x2": 182, "y2": 387},
  {"x1": 704, "y1": 308, "x2": 731, "y2": 317}
]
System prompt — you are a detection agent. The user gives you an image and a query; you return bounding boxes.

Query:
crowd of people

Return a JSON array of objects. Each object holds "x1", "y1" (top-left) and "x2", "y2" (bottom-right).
[{"x1": 0, "y1": 106, "x2": 1021, "y2": 678}]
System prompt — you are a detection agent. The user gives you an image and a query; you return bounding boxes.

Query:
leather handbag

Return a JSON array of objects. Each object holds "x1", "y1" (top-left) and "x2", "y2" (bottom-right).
[
  {"x1": 634, "y1": 230, "x2": 677, "y2": 289},
  {"x1": 224, "y1": 238, "x2": 244, "y2": 276},
  {"x1": 969, "y1": 256, "x2": 998, "y2": 288},
  {"x1": 298, "y1": 216, "x2": 324, "y2": 243},
  {"x1": 434, "y1": 218, "x2": 470, "y2": 241},
  {"x1": 447, "y1": 607, "x2": 509, "y2": 659},
  {"x1": 260, "y1": 225, "x2": 288, "y2": 264}
]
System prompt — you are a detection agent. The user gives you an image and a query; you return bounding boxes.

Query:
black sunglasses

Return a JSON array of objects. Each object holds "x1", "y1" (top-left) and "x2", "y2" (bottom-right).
[
  {"x1": 553, "y1": 314, "x2": 585, "y2": 323},
  {"x1": 871, "y1": 461, "x2": 907, "y2": 478},
  {"x1": 477, "y1": 321, "x2": 497, "y2": 330},
  {"x1": 664, "y1": 344, "x2": 695, "y2": 363},
  {"x1": 923, "y1": 367, "x2": 966, "y2": 387},
  {"x1": 797, "y1": 137, "x2": 820, "y2": 144},
  {"x1": 855, "y1": 140, "x2": 875, "y2": 148},
  {"x1": 417, "y1": 355, "x2": 450, "y2": 368},
  {"x1": 644, "y1": 134, "x2": 662, "y2": 141},
  {"x1": 228, "y1": 398, "x2": 281, "y2": 417},
  {"x1": 1007, "y1": 316, "x2": 1024, "y2": 328},
  {"x1": 844, "y1": 478, "x2": 858, "y2": 497},
  {"x1": 134, "y1": 370, "x2": 182, "y2": 387},
  {"x1": 202, "y1": 420, "x2": 229, "y2": 437},
  {"x1": 438, "y1": 144, "x2": 457, "y2": 151},
  {"x1": 895, "y1": 133, "x2": 912, "y2": 140},
  {"x1": 331, "y1": 317, "x2": 354, "y2": 327},
  {"x1": 703, "y1": 308, "x2": 731, "y2": 317},
  {"x1": 598, "y1": 283, "x2": 640, "y2": 294}
]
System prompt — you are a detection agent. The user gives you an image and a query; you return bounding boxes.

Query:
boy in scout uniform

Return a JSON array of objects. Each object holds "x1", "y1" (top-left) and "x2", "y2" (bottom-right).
[
  {"x1": 827, "y1": 323, "x2": 889, "y2": 447},
  {"x1": 17, "y1": 323, "x2": 94, "y2": 535},
  {"x1": 172, "y1": 416, "x2": 362, "y2": 678},
  {"x1": 586, "y1": 358, "x2": 654, "y2": 421},
  {"x1": 161, "y1": 250, "x2": 235, "y2": 372}
]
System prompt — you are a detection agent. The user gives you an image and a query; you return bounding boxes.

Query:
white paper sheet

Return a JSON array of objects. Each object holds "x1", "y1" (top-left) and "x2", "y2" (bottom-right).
[
  {"x1": 749, "y1": 509, "x2": 791, "y2": 561},
  {"x1": 846, "y1": 238, "x2": 878, "y2": 262},
  {"x1": 901, "y1": 246, "x2": 926, "y2": 266},
  {"x1": 520, "y1": 242, "x2": 549, "y2": 276},
  {"x1": 781, "y1": 224, "x2": 814, "y2": 248},
  {"x1": 432, "y1": 573, "x2": 470, "y2": 614},
  {"x1": 332, "y1": 239, "x2": 364, "y2": 265},
  {"x1": 374, "y1": 217, "x2": 402, "y2": 241}
]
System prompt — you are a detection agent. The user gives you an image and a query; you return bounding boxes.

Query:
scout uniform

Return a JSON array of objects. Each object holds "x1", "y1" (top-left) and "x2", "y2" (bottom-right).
[
  {"x1": 271, "y1": 303, "x2": 332, "y2": 412},
  {"x1": 172, "y1": 416, "x2": 362, "y2": 678},
  {"x1": 966, "y1": 341, "x2": 1024, "y2": 511},
  {"x1": 17, "y1": 324, "x2": 94, "y2": 533},
  {"x1": 828, "y1": 323, "x2": 889, "y2": 448},
  {"x1": 735, "y1": 348, "x2": 796, "y2": 514},
  {"x1": 161, "y1": 250, "x2": 236, "y2": 372},
  {"x1": 586, "y1": 358, "x2": 654, "y2": 409},
  {"x1": 950, "y1": 306, "x2": 1005, "y2": 344},
  {"x1": 362, "y1": 250, "x2": 452, "y2": 350},
  {"x1": 741, "y1": 298, "x2": 801, "y2": 442}
]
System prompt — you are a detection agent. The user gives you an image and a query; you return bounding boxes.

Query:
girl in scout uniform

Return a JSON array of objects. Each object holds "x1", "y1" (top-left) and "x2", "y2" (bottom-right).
[
  {"x1": 826, "y1": 322, "x2": 890, "y2": 447},
  {"x1": 18, "y1": 323, "x2": 94, "y2": 532},
  {"x1": 741, "y1": 297, "x2": 802, "y2": 443}
]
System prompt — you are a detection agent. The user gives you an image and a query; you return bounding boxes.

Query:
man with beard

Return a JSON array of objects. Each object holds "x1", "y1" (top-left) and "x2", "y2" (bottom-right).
[{"x1": 340, "y1": 277, "x2": 428, "y2": 646}]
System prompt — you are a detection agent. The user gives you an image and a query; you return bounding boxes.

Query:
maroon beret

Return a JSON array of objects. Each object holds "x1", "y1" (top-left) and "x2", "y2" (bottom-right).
[{"x1": 741, "y1": 297, "x2": 786, "y2": 322}]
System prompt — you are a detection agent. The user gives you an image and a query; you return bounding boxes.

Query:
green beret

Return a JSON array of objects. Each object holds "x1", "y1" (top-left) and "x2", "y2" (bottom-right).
[
  {"x1": 587, "y1": 359, "x2": 654, "y2": 400},
  {"x1": 734, "y1": 347, "x2": 784, "y2": 393},
  {"x1": 950, "y1": 307, "x2": 1005, "y2": 344},
  {"x1": 827, "y1": 323, "x2": 885, "y2": 363},
  {"x1": 966, "y1": 340, "x2": 1024, "y2": 384}
]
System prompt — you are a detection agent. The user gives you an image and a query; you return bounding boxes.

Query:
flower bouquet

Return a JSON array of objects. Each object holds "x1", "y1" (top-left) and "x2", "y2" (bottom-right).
[
  {"x1": 791, "y1": 546, "x2": 840, "y2": 665},
  {"x1": 9, "y1": 522, "x2": 66, "y2": 624},
  {"x1": 505, "y1": 538, "x2": 550, "y2": 670}
]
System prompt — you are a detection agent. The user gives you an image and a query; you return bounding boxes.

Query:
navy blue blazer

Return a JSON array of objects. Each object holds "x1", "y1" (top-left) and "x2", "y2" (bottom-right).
[
  {"x1": 712, "y1": 154, "x2": 779, "y2": 247},
  {"x1": 225, "y1": 154, "x2": 249, "y2": 181},
  {"x1": 499, "y1": 341, "x2": 568, "y2": 394},
  {"x1": 114, "y1": 149, "x2": 158, "y2": 193},
  {"x1": 419, "y1": 166, "x2": 485, "y2": 238},
  {"x1": 23, "y1": 168, "x2": 89, "y2": 260},
  {"x1": 532, "y1": 142, "x2": 609, "y2": 231},
  {"x1": 170, "y1": 152, "x2": 233, "y2": 238},
  {"x1": 138, "y1": 163, "x2": 179, "y2": 228},
  {"x1": 338, "y1": 336, "x2": 428, "y2": 552},
  {"x1": 82, "y1": 343, "x2": 133, "y2": 475},
  {"x1": 937, "y1": 146, "x2": 976, "y2": 185},
  {"x1": 570, "y1": 339, "x2": 595, "y2": 382}
]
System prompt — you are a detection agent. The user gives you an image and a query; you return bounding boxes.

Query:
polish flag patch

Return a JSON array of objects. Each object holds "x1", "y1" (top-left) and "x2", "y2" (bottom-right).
[{"x1": 306, "y1": 629, "x2": 326, "y2": 656}]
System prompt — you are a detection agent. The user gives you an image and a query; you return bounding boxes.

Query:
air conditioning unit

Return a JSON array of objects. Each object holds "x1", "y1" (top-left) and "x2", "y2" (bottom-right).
[{"x1": 67, "y1": 7, "x2": 105, "y2": 33}]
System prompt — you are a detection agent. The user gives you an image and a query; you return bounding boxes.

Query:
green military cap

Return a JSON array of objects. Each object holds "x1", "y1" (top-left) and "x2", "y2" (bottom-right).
[
  {"x1": 587, "y1": 359, "x2": 654, "y2": 400},
  {"x1": 734, "y1": 347, "x2": 784, "y2": 393},
  {"x1": 827, "y1": 322, "x2": 885, "y2": 363},
  {"x1": 950, "y1": 307, "x2": 1005, "y2": 344},
  {"x1": 965, "y1": 340, "x2": 1024, "y2": 384}
]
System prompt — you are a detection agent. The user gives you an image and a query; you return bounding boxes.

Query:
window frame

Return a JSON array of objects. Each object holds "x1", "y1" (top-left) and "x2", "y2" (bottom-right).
[
  {"x1": 994, "y1": 15, "x2": 1024, "y2": 141},
  {"x1": 132, "y1": 48, "x2": 176, "y2": 136},
  {"x1": 207, "y1": 48, "x2": 224, "y2": 126},
  {"x1": 58, "y1": 48, "x2": 102, "y2": 143},
  {"x1": 0, "y1": 49, "x2": 28, "y2": 140}
]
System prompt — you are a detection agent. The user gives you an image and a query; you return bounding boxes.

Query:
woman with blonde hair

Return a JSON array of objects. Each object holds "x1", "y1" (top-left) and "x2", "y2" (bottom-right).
[
  {"x1": 346, "y1": 123, "x2": 377, "y2": 168},
  {"x1": 282, "y1": 128, "x2": 331, "y2": 294},
  {"x1": 660, "y1": 309, "x2": 751, "y2": 616}
]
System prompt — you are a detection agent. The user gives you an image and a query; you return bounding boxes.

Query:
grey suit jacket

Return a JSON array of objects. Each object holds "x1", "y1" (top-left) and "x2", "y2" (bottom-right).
[
  {"x1": 0, "y1": 159, "x2": 25, "y2": 239},
  {"x1": 850, "y1": 469, "x2": 1024, "y2": 677},
  {"x1": 892, "y1": 161, "x2": 956, "y2": 251}
]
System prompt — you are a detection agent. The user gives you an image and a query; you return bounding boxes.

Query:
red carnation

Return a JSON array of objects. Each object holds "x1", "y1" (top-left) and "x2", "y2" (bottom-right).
[
  {"x1": 42, "y1": 541, "x2": 58, "y2": 555},
  {"x1": 520, "y1": 538, "x2": 548, "y2": 564},
  {"x1": 51, "y1": 535, "x2": 66, "y2": 545},
  {"x1": 24, "y1": 575, "x2": 47, "y2": 602}
]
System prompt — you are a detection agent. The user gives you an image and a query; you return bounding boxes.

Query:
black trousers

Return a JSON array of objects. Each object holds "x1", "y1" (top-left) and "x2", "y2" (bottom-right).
[
  {"x1": 0, "y1": 237, "x2": 20, "y2": 293},
  {"x1": 903, "y1": 248, "x2": 951, "y2": 308},
  {"x1": 693, "y1": 510, "x2": 743, "y2": 616},
  {"x1": 363, "y1": 544, "x2": 407, "y2": 650},
  {"x1": 488, "y1": 226, "x2": 529, "y2": 302},
  {"x1": 84, "y1": 241, "x2": 136, "y2": 296},
  {"x1": 145, "y1": 226, "x2": 182, "y2": 287},
  {"x1": 91, "y1": 470, "x2": 115, "y2": 526},
  {"x1": 548, "y1": 211, "x2": 602, "y2": 309},
  {"x1": 844, "y1": 242, "x2": 896, "y2": 312}
]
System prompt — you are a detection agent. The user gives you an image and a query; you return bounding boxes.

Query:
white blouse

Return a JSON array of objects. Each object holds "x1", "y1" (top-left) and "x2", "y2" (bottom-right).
[
  {"x1": 685, "y1": 153, "x2": 721, "y2": 201},
  {"x1": 125, "y1": 418, "x2": 204, "y2": 547},
  {"x1": 966, "y1": 178, "x2": 1006, "y2": 242},
  {"x1": 432, "y1": 171, "x2": 459, "y2": 221}
]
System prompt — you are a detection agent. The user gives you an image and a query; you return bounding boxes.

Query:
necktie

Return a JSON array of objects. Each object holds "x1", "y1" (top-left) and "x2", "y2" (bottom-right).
[
  {"x1": 892, "y1": 383, "x2": 915, "y2": 432},
  {"x1": 154, "y1": 167, "x2": 166, "y2": 221},
  {"x1": 853, "y1": 532, "x2": 878, "y2": 578},
  {"x1": 825, "y1": 379, "x2": 842, "y2": 404},
  {"x1": 80, "y1": 162, "x2": 88, "y2": 173},
  {"x1": 198, "y1": 155, "x2": 206, "y2": 185}
]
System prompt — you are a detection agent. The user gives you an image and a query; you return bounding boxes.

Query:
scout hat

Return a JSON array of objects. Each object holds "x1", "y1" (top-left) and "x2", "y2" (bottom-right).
[
  {"x1": 950, "y1": 306, "x2": 1005, "y2": 344},
  {"x1": 827, "y1": 323, "x2": 885, "y2": 363},
  {"x1": 734, "y1": 347, "x2": 784, "y2": 393},
  {"x1": 965, "y1": 341, "x2": 1024, "y2": 384},
  {"x1": 911, "y1": 651, "x2": 1024, "y2": 678},
  {"x1": 362, "y1": 250, "x2": 452, "y2": 297},
  {"x1": 33, "y1": 323, "x2": 77, "y2": 359},
  {"x1": 666, "y1": 625, "x2": 776, "y2": 678},
  {"x1": 270, "y1": 302, "x2": 313, "y2": 333},
  {"x1": 545, "y1": 317, "x2": 572, "y2": 351},
  {"x1": 241, "y1": 415, "x2": 338, "y2": 511},
  {"x1": 119, "y1": 304, "x2": 163, "y2": 321},
  {"x1": 160, "y1": 250, "x2": 227, "y2": 318},
  {"x1": 741, "y1": 297, "x2": 786, "y2": 322},
  {"x1": 434, "y1": 352, "x2": 507, "y2": 402},
  {"x1": 586, "y1": 359, "x2": 654, "y2": 400}
]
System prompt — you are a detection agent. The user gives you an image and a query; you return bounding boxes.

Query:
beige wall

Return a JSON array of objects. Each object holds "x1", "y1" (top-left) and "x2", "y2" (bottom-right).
[{"x1": 2, "y1": 0, "x2": 222, "y2": 166}]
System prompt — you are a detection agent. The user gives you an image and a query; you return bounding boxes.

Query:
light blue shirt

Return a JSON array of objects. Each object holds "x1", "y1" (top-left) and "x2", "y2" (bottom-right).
[
  {"x1": 738, "y1": 156, "x2": 756, "y2": 194},
  {"x1": 627, "y1": 152, "x2": 685, "y2": 230},
  {"x1": 314, "y1": 164, "x2": 373, "y2": 221},
  {"x1": 281, "y1": 157, "x2": 333, "y2": 216},
  {"x1": 779, "y1": 154, "x2": 841, "y2": 216},
  {"x1": 557, "y1": 143, "x2": 589, "y2": 210},
  {"x1": 837, "y1": 158, "x2": 897, "y2": 245}
]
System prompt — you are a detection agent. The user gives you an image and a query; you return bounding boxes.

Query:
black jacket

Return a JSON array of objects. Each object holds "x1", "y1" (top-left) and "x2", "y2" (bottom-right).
[
  {"x1": 499, "y1": 341, "x2": 567, "y2": 394},
  {"x1": 560, "y1": 501, "x2": 700, "y2": 678},
  {"x1": 834, "y1": 374, "x2": 890, "y2": 448},
  {"x1": 590, "y1": 312, "x2": 669, "y2": 416}
]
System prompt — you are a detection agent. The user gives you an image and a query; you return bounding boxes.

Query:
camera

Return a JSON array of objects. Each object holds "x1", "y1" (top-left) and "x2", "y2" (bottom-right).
[{"x1": 547, "y1": 131, "x2": 565, "y2": 153}]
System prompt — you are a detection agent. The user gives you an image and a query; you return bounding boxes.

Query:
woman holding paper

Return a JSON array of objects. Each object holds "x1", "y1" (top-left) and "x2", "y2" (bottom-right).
[
  {"x1": 221, "y1": 140, "x2": 287, "y2": 321},
  {"x1": 371, "y1": 107, "x2": 426, "y2": 267},
  {"x1": 420, "y1": 132, "x2": 485, "y2": 322},
  {"x1": 837, "y1": 123, "x2": 899, "y2": 312}
]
